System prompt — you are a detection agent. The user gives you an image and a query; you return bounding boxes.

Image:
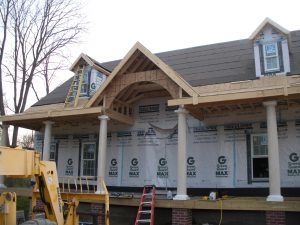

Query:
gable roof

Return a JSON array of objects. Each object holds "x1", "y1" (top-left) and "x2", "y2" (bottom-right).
[
  {"x1": 249, "y1": 17, "x2": 289, "y2": 39},
  {"x1": 70, "y1": 53, "x2": 111, "y2": 75},
  {"x1": 86, "y1": 42, "x2": 199, "y2": 107}
]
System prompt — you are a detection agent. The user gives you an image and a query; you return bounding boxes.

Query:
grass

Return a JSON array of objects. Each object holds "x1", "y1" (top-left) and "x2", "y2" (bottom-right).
[{"x1": 17, "y1": 196, "x2": 30, "y2": 220}]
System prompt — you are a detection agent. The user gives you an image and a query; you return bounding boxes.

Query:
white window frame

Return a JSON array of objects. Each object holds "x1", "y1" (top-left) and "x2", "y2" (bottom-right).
[
  {"x1": 81, "y1": 142, "x2": 97, "y2": 177},
  {"x1": 49, "y1": 142, "x2": 57, "y2": 162},
  {"x1": 251, "y1": 133, "x2": 269, "y2": 181},
  {"x1": 263, "y1": 42, "x2": 280, "y2": 72}
]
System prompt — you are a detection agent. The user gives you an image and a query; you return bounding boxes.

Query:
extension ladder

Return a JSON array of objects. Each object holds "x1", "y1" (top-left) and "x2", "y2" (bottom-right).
[
  {"x1": 64, "y1": 65, "x2": 85, "y2": 107},
  {"x1": 135, "y1": 185, "x2": 156, "y2": 225}
]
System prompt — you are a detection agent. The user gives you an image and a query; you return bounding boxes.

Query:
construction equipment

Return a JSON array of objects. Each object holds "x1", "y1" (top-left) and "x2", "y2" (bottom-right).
[
  {"x1": 0, "y1": 192, "x2": 16, "y2": 225},
  {"x1": 0, "y1": 146, "x2": 109, "y2": 225},
  {"x1": 135, "y1": 185, "x2": 156, "y2": 225},
  {"x1": 65, "y1": 65, "x2": 85, "y2": 107}
]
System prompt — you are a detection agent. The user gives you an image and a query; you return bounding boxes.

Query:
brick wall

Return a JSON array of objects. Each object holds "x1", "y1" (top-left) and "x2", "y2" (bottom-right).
[
  {"x1": 172, "y1": 208, "x2": 192, "y2": 225},
  {"x1": 266, "y1": 211, "x2": 286, "y2": 225},
  {"x1": 91, "y1": 203, "x2": 105, "y2": 225}
]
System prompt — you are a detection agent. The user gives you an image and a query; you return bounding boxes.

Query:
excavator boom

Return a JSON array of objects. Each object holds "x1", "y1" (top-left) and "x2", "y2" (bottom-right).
[{"x1": 0, "y1": 147, "x2": 64, "y2": 224}]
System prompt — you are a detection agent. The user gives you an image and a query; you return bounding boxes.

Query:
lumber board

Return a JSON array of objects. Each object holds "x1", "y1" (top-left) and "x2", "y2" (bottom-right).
[
  {"x1": 168, "y1": 75, "x2": 300, "y2": 106},
  {"x1": 3, "y1": 187, "x2": 300, "y2": 212}
]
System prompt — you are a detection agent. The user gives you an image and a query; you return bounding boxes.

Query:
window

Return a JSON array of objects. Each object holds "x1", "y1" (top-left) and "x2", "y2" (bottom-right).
[
  {"x1": 49, "y1": 143, "x2": 57, "y2": 162},
  {"x1": 81, "y1": 142, "x2": 96, "y2": 177},
  {"x1": 251, "y1": 134, "x2": 269, "y2": 180},
  {"x1": 263, "y1": 42, "x2": 280, "y2": 72},
  {"x1": 80, "y1": 69, "x2": 90, "y2": 97}
]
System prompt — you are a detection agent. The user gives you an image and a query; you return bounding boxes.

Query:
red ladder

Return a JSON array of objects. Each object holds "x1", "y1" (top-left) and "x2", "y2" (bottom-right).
[{"x1": 135, "y1": 185, "x2": 156, "y2": 225}]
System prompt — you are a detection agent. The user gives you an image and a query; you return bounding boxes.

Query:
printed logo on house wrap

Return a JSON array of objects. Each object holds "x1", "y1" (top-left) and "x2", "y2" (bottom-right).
[
  {"x1": 216, "y1": 156, "x2": 229, "y2": 177},
  {"x1": 65, "y1": 158, "x2": 73, "y2": 176},
  {"x1": 288, "y1": 153, "x2": 300, "y2": 176},
  {"x1": 157, "y1": 158, "x2": 168, "y2": 178},
  {"x1": 187, "y1": 157, "x2": 196, "y2": 178},
  {"x1": 109, "y1": 158, "x2": 118, "y2": 177},
  {"x1": 129, "y1": 158, "x2": 139, "y2": 177}
]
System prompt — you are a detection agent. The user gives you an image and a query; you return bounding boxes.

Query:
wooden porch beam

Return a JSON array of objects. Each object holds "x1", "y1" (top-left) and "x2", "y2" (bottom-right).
[
  {"x1": 106, "y1": 109, "x2": 134, "y2": 125},
  {"x1": 0, "y1": 106, "x2": 103, "y2": 122},
  {"x1": 168, "y1": 84, "x2": 300, "y2": 106}
]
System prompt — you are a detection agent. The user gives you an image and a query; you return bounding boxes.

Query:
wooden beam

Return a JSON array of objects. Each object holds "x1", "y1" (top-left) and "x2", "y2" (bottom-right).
[
  {"x1": 119, "y1": 50, "x2": 141, "y2": 75},
  {"x1": 127, "y1": 55, "x2": 147, "y2": 73},
  {"x1": 106, "y1": 109, "x2": 134, "y2": 125},
  {"x1": 168, "y1": 84, "x2": 300, "y2": 106},
  {"x1": 86, "y1": 42, "x2": 198, "y2": 108},
  {"x1": 0, "y1": 106, "x2": 103, "y2": 122}
]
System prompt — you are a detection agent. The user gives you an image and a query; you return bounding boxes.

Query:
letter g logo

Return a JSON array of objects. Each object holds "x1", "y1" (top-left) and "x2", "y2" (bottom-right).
[
  {"x1": 159, "y1": 158, "x2": 167, "y2": 166},
  {"x1": 111, "y1": 158, "x2": 117, "y2": 166},
  {"x1": 218, "y1": 156, "x2": 226, "y2": 164},
  {"x1": 131, "y1": 158, "x2": 138, "y2": 166},
  {"x1": 289, "y1": 153, "x2": 299, "y2": 162},
  {"x1": 187, "y1": 157, "x2": 195, "y2": 165}
]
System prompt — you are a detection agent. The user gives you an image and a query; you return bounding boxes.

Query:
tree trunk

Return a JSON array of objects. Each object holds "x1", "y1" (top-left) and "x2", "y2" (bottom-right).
[{"x1": 11, "y1": 126, "x2": 19, "y2": 147}]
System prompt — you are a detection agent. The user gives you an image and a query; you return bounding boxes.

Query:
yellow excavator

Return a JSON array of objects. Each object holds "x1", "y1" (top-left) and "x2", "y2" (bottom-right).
[{"x1": 0, "y1": 146, "x2": 109, "y2": 225}]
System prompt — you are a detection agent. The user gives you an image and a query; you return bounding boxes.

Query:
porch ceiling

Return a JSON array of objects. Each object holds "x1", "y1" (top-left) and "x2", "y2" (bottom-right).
[
  {"x1": 168, "y1": 75, "x2": 300, "y2": 120},
  {"x1": 0, "y1": 106, "x2": 103, "y2": 131},
  {"x1": 186, "y1": 97, "x2": 300, "y2": 121}
]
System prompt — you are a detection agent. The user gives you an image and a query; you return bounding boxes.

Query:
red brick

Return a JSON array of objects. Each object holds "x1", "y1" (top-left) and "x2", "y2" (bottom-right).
[
  {"x1": 265, "y1": 211, "x2": 286, "y2": 225},
  {"x1": 91, "y1": 203, "x2": 105, "y2": 225}
]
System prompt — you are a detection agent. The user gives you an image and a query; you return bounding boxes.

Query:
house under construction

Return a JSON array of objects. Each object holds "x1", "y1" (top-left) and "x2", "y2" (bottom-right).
[{"x1": 1, "y1": 18, "x2": 300, "y2": 225}]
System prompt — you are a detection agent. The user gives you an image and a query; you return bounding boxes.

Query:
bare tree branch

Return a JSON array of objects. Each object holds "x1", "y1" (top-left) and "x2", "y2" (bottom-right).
[{"x1": 0, "y1": 0, "x2": 86, "y2": 146}]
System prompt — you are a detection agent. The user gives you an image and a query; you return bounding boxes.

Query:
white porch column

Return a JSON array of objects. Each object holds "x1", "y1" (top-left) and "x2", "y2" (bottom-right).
[
  {"x1": 96, "y1": 115, "x2": 109, "y2": 193},
  {"x1": 173, "y1": 106, "x2": 189, "y2": 200},
  {"x1": 263, "y1": 101, "x2": 283, "y2": 202},
  {"x1": 0, "y1": 124, "x2": 9, "y2": 188},
  {"x1": 42, "y1": 121, "x2": 54, "y2": 161}
]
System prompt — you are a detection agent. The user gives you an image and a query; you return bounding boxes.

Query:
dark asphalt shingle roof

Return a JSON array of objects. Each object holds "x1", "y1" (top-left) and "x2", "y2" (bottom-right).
[{"x1": 33, "y1": 30, "x2": 300, "y2": 107}]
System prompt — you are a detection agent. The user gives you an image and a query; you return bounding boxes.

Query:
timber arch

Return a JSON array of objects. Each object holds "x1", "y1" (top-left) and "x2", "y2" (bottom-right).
[{"x1": 102, "y1": 69, "x2": 181, "y2": 109}]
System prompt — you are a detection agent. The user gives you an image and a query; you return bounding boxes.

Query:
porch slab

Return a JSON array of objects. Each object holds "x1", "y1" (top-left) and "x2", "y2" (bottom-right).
[{"x1": 3, "y1": 187, "x2": 300, "y2": 212}]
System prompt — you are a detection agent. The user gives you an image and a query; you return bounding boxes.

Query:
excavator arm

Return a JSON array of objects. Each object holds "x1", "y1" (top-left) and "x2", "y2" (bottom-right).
[{"x1": 0, "y1": 147, "x2": 65, "y2": 224}]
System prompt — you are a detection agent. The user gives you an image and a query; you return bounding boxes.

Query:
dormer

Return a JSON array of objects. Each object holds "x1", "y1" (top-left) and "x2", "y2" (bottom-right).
[
  {"x1": 250, "y1": 18, "x2": 290, "y2": 77},
  {"x1": 65, "y1": 53, "x2": 110, "y2": 107}
]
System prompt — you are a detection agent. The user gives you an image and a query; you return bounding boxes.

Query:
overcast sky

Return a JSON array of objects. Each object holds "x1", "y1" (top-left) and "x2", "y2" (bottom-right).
[
  {"x1": 74, "y1": 0, "x2": 299, "y2": 63},
  {"x1": 45, "y1": 0, "x2": 300, "y2": 95},
  {"x1": 12, "y1": 0, "x2": 300, "y2": 135}
]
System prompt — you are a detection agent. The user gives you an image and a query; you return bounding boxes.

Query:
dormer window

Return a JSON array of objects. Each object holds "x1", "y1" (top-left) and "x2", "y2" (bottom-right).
[
  {"x1": 263, "y1": 42, "x2": 280, "y2": 72},
  {"x1": 250, "y1": 18, "x2": 291, "y2": 77},
  {"x1": 80, "y1": 69, "x2": 89, "y2": 97}
]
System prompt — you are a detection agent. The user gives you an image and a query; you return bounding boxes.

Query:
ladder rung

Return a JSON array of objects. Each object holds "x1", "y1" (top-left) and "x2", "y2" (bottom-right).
[
  {"x1": 141, "y1": 202, "x2": 152, "y2": 205},
  {"x1": 143, "y1": 193, "x2": 152, "y2": 196},
  {"x1": 137, "y1": 219, "x2": 151, "y2": 223},
  {"x1": 139, "y1": 210, "x2": 151, "y2": 214}
]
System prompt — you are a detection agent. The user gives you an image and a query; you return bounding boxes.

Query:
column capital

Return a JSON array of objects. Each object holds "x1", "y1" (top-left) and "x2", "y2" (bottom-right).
[
  {"x1": 43, "y1": 121, "x2": 55, "y2": 125},
  {"x1": 175, "y1": 107, "x2": 188, "y2": 115},
  {"x1": 98, "y1": 115, "x2": 110, "y2": 121},
  {"x1": 263, "y1": 101, "x2": 277, "y2": 107}
]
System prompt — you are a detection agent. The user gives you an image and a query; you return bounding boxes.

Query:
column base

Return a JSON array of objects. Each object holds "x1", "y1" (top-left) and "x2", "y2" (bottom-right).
[
  {"x1": 0, "y1": 184, "x2": 7, "y2": 188},
  {"x1": 173, "y1": 194, "x2": 190, "y2": 200},
  {"x1": 266, "y1": 195, "x2": 284, "y2": 202},
  {"x1": 95, "y1": 190, "x2": 106, "y2": 195}
]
